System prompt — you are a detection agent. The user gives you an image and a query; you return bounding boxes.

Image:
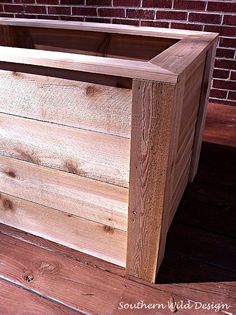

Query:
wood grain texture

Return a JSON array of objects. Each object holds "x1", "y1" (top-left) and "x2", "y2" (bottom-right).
[
  {"x1": 0, "y1": 222, "x2": 126, "y2": 277},
  {"x1": 0, "y1": 155, "x2": 128, "y2": 231},
  {"x1": 0, "y1": 45, "x2": 177, "y2": 83},
  {"x1": 29, "y1": 27, "x2": 177, "y2": 61},
  {"x1": 179, "y1": 58, "x2": 205, "y2": 134},
  {"x1": 204, "y1": 103, "x2": 236, "y2": 148},
  {"x1": 0, "y1": 113, "x2": 130, "y2": 187},
  {"x1": 0, "y1": 279, "x2": 79, "y2": 315},
  {"x1": 0, "y1": 70, "x2": 132, "y2": 137},
  {"x1": 189, "y1": 41, "x2": 218, "y2": 181},
  {"x1": 1, "y1": 232, "x2": 231, "y2": 315},
  {"x1": 0, "y1": 25, "x2": 17, "y2": 47},
  {"x1": 172, "y1": 58, "x2": 206, "y2": 194},
  {"x1": 0, "y1": 18, "x2": 217, "y2": 40},
  {"x1": 126, "y1": 79, "x2": 184, "y2": 283},
  {"x1": 150, "y1": 37, "x2": 217, "y2": 78},
  {"x1": 0, "y1": 192, "x2": 127, "y2": 266}
]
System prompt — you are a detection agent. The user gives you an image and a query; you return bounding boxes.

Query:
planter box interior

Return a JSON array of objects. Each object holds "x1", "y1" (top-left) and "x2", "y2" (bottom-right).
[{"x1": 0, "y1": 19, "x2": 217, "y2": 283}]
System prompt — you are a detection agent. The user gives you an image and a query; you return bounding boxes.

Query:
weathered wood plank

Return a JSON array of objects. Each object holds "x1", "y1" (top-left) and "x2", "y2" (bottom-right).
[
  {"x1": 1, "y1": 232, "x2": 233, "y2": 315},
  {"x1": 0, "y1": 155, "x2": 128, "y2": 231},
  {"x1": 204, "y1": 103, "x2": 236, "y2": 148},
  {"x1": 0, "y1": 278, "x2": 79, "y2": 315},
  {"x1": 0, "y1": 70, "x2": 132, "y2": 137},
  {"x1": 0, "y1": 192, "x2": 127, "y2": 266},
  {"x1": 0, "y1": 113, "x2": 130, "y2": 187},
  {"x1": 126, "y1": 79, "x2": 184, "y2": 283}
]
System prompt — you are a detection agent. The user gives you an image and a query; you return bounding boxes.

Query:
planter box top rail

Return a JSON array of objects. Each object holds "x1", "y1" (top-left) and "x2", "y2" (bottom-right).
[{"x1": 0, "y1": 18, "x2": 218, "y2": 83}]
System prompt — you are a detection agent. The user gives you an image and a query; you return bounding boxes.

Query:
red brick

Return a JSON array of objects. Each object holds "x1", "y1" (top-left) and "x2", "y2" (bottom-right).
[
  {"x1": 174, "y1": 0, "x2": 206, "y2": 10},
  {"x1": 204, "y1": 25, "x2": 236, "y2": 38},
  {"x1": 99, "y1": 8, "x2": 125, "y2": 17},
  {"x1": 37, "y1": 14, "x2": 59, "y2": 19},
  {"x1": 127, "y1": 9, "x2": 155, "y2": 19},
  {"x1": 61, "y1": 16, "x2": 84, "y2": 21},
  {"x1": 61, "y1": 0, "x2": 84, "y2": 4},
  {"x1": 113, "y1": 0, "x2": 140, "y2": 6},
  {"x1": 210, "y1": 89, "x2": 227, "y2": 99},
  {"x1": 156, "y1": 10, "x2": 187, "y2": 20},
  {"x1": 215, "y1": 59, "x2": 236, "y2": 70},
  {"x1": 0, "y1": 0, "x2": 12, "y2": 3},
  {"x1": 230, "y1": 71, "x2": 236, "y2": 81},
  {"x1": 213, "y1": 79, "x2": 236, "y2": 91},
  {"x1": 207, "y1": 1, "x2": 236, "y2": 13},
  {"x1": 142, "y1": 0, "x2": 172, "y2": 8},
  {"x1": 189, "y1": 12, "x2": 221, "y2": 24},
  {"x1": 15, "y1": 0, "x2": 35, "y2": 3},
  {"x1": 171, "y1": 22, "x2": 203, "y2": 31},
  {"x1": 48, "y1": 6, "x2": 70, "y2": 15},
  {"x1": 213, "y1": 69, "x2": 230, "y2": 79},
  {"x1": 141, "y1": 20, "x2": 169, "y2": 28},
  {"x1": 4, "y1": 4, "x2": 24, "y2": 12},
  {"x1": 72, "y1": 7, "x2": 97, "y2": 16},
  {"x1": 37, "y1": 0, "x2": 59, "y2": 4},
  {"x1": 113, "y1": 18, "x2": 139, "y2": 25},
  {"x1": 86, "y1": 0, "x2": 111, "y2": 5},
  {"x1": 25, "y1": 5, "x2": 47, "y2": 13},
  {"x1": 228, "y1": 91, "x2": 236, "y2": 101},
  {"x1": 85, "y1": 17, "x2": 111, "y2": 23},
  {"x1": 219, "y1": 37, "x2": 236, "y2": 49},
  {"x1": 223, "y1": 15, "x2": 236, "y2": 26},
  {"x1": 216, "y1": 48, "x2": 235, "y2": 59}
]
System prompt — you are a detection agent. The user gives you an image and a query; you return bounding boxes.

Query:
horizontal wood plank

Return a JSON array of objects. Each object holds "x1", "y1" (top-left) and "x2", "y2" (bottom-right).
[
  {"x1": 0, "y1": 18, "x2": 216, "y2": 40},
  {"x1": 204, "y1": 103, "x2": 236, "y2": 148},
  {"x1": 29, "y1": 27, "x2": 177, "y2": 61},
  {"x1": 0, "y1": 222, "x2": 125, "y2": 277},
  {"x1": 0, "y1": 70, "x2": 132, "y2": 138},
  {"x1": 0, "y1": 46, "x2": 177, "y2": 83},
  {"x1": 0, "y1": 113, "x2": 130, "y2": 187},
  {"x1": 0, "y1": 155, "x2": 128, "y2": 231},
  {"x1": 0, "y1": 192, "x2": 127, "y2": 266},
  {"x1": 0, "y1": 279, "x2": 79, "y2": 315},
  {"x1": 1, "y1": 232, "x2": 233, "y2": 315}
]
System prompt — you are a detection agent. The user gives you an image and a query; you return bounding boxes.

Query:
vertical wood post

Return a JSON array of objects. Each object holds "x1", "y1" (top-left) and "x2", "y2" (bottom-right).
[
  {"x1": 126, "y1": 79, "x2": 184, "y2": 283},
  {"x1": 189, "y1": 41, "x2": 218, "y2": 181}
]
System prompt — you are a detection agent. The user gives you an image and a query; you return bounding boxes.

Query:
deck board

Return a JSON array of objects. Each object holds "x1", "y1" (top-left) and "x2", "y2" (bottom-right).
[{"x1": 0, "y1": 278, "x2": 79, "y2": 314}]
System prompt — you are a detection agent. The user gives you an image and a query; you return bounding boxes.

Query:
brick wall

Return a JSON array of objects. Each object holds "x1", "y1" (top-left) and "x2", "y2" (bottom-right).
[{"x1": 0, "y1": 0, "x2": 235, "y2": 106}]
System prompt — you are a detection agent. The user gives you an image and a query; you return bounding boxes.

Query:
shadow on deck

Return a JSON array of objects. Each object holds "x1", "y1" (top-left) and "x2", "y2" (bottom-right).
[{"x1": 158, "y1": 141, "x2": 236, "y2": 284}]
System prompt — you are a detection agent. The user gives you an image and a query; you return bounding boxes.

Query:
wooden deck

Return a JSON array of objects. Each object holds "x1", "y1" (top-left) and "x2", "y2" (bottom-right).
[{"x1": 0, "y1": 102, "x2": 235, "y2": 314}]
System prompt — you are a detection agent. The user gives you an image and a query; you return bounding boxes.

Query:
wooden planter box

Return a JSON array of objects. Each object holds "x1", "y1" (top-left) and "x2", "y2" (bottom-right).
[{"x1": 0, "y1": 18, "x2": 217, "y2": 283}]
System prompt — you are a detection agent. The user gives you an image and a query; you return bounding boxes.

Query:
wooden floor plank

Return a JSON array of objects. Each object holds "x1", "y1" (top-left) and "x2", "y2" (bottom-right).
[
  {"x1": 0, "y1": 278, "x2": 79, "y2": 315},
  {"x1": 1, "y1": 232, "x2": 234, "y2": 315},
  {"x1": 204, "y1": 102, "x2": 236, "y2": 148}
]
